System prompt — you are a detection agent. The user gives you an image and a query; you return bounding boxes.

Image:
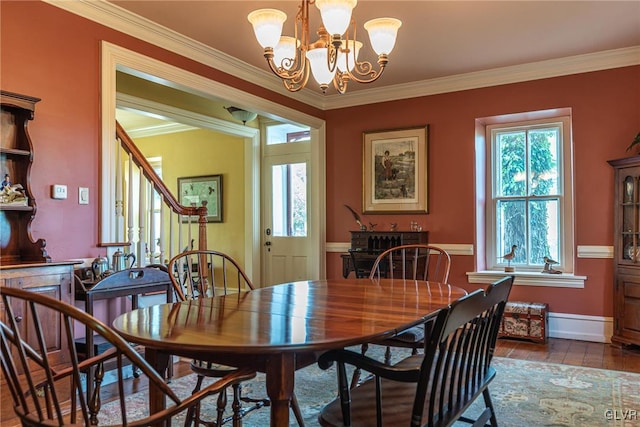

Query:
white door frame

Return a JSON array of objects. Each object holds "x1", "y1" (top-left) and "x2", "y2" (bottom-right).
[{"x1": 100, "y1": 41, "x2": 326, "y2": 283}]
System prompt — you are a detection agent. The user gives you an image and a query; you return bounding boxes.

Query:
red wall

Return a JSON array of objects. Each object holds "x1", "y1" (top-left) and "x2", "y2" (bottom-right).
[
  {"x1": 325, "y1": 68, "x2": 640, "y2": 316},
  {"x1": 0, "y1": 1, "x2": 320, "y2": 260},
  {"x1": 2, "y1": 1, "x2": 639, "y2": 318}
]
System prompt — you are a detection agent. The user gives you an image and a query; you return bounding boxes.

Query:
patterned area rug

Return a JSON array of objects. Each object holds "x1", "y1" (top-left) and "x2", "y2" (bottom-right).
[{"x1": 99, "y1": 345, "x2": 640, "y2": 426}]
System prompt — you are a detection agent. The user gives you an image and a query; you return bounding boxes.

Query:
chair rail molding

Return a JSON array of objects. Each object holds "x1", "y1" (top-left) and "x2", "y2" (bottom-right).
[{"x1": 326, "y1": 242, "x2": 474, "y2": 256}]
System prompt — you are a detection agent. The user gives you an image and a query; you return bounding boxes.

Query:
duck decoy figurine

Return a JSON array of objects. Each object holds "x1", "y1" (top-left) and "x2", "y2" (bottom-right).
[
  {"x1": 542, "y1": 256, "x2": 561, "y2": 274},
  {"x1": 500, "y1": 245, "x2": 517, "y2": 271}
]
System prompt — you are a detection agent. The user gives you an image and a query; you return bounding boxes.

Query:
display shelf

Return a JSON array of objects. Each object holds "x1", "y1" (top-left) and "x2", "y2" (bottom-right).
[{"x1": 0, "y1": 90, "x2": 48, "y2": 264}]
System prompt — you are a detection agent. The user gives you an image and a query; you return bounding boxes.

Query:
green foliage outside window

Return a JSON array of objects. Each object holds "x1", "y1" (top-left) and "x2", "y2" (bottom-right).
[
  {"x1": 496, "y1": 127, "x2": 559, "y2": 266},
  {"x1": 291, "y1": 163, "x2": 307, "y2": 236}
]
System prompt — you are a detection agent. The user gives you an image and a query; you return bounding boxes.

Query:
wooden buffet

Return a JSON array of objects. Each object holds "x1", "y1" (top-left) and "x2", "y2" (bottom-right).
[{"x1": 0, "y1": 262, "x2": 77, "y2": 425}]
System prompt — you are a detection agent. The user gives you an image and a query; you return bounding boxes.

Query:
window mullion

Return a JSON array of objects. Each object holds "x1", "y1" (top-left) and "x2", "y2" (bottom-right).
[{"x1": 525, "y1": 129, "x2": 531, "y2": 265}]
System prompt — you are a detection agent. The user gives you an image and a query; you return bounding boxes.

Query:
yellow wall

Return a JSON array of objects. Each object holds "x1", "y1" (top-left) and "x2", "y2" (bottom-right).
[{"x1": 135, "y1": 128, "x2": 246, "y2": 264}]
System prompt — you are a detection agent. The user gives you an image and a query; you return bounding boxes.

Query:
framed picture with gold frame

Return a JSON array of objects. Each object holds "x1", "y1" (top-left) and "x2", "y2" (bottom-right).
[
  {"x1": 178, "y1": 174, "x2": 223, "y2": 222},
  {"x1": 362, "y1": 125, "x2": 428, "y2": 214}
]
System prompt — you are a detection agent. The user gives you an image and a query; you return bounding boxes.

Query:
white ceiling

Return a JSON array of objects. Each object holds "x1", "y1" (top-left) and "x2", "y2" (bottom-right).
[
  {"x1": 93, "y1": 1, "x2": 639, "y2": 132},
  {"x1": 115, "y1": 108, "x2": 196, "y2": 137},
  {"x1": 109, "y1": 0, "x2": 640, "y2": 96}
]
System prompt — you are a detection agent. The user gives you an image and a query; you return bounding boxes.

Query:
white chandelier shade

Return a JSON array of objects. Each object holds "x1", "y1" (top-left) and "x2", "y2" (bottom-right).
[
  {"x1": 364, "y1": 18, "x2": 402, "y2": 55},
  {"x1": 248, "y1": 0, "x2": 401, "y2": 94},
  {"x1": 315, "y1": 0, "x2": 357, "y2": 36},
  {"x1": 306, "y1": 47, "x2": 337, "y2": 86},
  {"x1": 247, "y1": 9, "x2": 287, "y2": 49}
]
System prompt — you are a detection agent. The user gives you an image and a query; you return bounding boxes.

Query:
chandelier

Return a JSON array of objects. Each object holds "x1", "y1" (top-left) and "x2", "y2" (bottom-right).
[{"x1": 248, "y1": 0, "x2": 401, "y2": 94}]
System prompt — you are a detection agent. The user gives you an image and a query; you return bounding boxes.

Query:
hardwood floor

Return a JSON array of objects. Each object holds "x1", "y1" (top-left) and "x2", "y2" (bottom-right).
[{"x1": 495, "y1": 337, "x2": 640, "y2": 373}]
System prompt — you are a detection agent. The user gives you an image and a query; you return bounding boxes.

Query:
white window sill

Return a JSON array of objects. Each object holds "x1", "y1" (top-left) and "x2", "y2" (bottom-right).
[{"x1": 467, "y1": 270, "x2": 586, "y2": 288}]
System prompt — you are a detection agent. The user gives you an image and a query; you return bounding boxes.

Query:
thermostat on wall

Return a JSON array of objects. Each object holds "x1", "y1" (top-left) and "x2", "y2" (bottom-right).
[{"x1": 51, "y1": 184, "x2": 67, "y2": 199}]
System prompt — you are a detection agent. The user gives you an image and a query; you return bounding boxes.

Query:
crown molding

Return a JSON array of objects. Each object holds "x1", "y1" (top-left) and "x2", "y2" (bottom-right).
[
  {"x1": 44, "y1": 0, "x2": 323, "y2": 108},
  {"x1": 45, "y1": 0, "x2": 640, "y2": 111},
  {"x1": 321, "y1": 46, "x2": 640, "y2": 109}
]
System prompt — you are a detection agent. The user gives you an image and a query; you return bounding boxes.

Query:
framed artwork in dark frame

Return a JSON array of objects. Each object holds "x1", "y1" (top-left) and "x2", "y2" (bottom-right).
[
  {"x1": 178, "y1": 174, "x2": 223, "y2": 222},
  {"x1": 362, "y1": 125, "x2": 428, "y2": 214}
]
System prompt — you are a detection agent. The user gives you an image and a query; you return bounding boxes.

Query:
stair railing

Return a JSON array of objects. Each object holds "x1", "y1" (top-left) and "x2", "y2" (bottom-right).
[{"x1": 112, "y1": 121, "x2": 207, "y2": 265}]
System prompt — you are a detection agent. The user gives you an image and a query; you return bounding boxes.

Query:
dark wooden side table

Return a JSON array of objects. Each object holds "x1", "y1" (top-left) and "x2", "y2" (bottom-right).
[
  {"x1": 342, "y1": 230, "x2": 429, "y2": 277},
  {"x1": 74, "y1": 267, "x2": 173, "y2": 396}
]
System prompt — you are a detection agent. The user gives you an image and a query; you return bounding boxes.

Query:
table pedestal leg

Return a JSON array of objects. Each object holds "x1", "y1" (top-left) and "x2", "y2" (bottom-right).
[
  {"x1": 265, "y1": 353, "x2": 295, "y2": 427},
  {"x1": 145, "y1": 348, "x2": 171, "y2": 427}
]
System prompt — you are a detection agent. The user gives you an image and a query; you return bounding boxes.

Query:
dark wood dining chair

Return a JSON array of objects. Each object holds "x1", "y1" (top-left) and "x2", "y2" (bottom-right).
[
  {"x1": 369, "y1": 244, "x2": 451, "y2": 364},
  {"x1": 0, "y1": 286, "x2": 255, "y2": 427},
  {"x1": 348, "y1": 249, "x2": 382, "y2": 279},
  {"x1": 168, "y1": 249, "x2": 305, "y2": 426},
  {"x1": 369, "y1": 244, "x2": 451, "y2": 282},
  {"x1": 317, "y1": 275, "x2": 514, "y2": 427}
]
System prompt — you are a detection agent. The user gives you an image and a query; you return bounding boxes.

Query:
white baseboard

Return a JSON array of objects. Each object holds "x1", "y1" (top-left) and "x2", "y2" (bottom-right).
[{"x1": 548, "y1": 312, "x2": 613, "y2": 343}]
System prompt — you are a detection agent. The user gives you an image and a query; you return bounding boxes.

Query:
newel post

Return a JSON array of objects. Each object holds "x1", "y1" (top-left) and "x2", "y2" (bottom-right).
[{"x1": 197, "y1": 205, "x2": 208, "y2": 250}]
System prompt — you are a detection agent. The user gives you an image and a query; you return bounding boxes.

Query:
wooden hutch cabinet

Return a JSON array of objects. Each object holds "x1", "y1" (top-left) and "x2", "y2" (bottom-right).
[
  {"x1": 0, "y1": 90, "x2": 47, "y2": 264},
  {"x1": 608, "y1": 155, "x2": 640, "y2": 347},
  {"x1": 1, "y1": 91, "x2": 75, "y2": 425}
]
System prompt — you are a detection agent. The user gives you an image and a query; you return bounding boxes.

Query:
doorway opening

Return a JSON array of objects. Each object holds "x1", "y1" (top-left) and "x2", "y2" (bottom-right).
[{"x1": 101, "y1": 41, "x2": 326, "y2": 284}]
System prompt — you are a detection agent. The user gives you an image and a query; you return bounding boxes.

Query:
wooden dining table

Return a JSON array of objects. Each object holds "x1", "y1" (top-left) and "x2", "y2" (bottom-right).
[{"x1": 112, "y1": 277, "x2": 467, "y2": 426}]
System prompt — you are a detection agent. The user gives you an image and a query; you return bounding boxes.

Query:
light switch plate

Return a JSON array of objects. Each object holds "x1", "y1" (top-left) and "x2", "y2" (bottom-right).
[
  {"x1": 51, "y1": 184, "x2": 67, "y2": 199},
  {"x1": 79, "y1": 187, "x2": 89, "y2": 205}
]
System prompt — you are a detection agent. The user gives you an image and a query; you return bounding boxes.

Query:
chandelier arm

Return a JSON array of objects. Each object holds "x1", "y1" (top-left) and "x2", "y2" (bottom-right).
[
  {"x1": 265, "y1": 53, "x2": 307, "y2": 81},
  {"x1": 345, "y1": 55, "x2": 389, "y2": 83},
  {"x1": 326, "y1": 42, "x2": 339, "y2": 73},
  {"x1": 333, "y1": 72, "x2": 348, "y2": 94},
  {"x1": 283, "y1": 61, "x2": 311, "y2": 92}
]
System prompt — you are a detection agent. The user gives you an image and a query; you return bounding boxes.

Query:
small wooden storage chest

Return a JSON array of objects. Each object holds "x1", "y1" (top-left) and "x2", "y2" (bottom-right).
[{"x1": 498, "y1": 301, "x2": 549, "y2": 343}]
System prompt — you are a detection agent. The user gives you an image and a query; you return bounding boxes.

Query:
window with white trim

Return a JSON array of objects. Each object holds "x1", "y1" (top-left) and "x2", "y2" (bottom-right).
[{"x1": 486, "y1": 115, "x2": 574, "y2": 273}]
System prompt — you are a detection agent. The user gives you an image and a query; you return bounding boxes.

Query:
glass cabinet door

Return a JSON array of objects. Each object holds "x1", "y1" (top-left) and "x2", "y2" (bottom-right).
[{"x1": 621, "y1": 173, "x2": 640, "y2": 263}]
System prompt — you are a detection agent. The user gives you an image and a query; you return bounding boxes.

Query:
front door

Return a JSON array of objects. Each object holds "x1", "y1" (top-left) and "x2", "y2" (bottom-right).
[{"x1": 262, "y1": 123, "x2": 312, "y2": 286}]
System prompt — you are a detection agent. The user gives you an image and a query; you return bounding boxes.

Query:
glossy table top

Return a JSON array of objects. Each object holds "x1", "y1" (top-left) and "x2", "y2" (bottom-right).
[
  {"x1": 112, "y1": 278, "x2": 467, "y2": 427},
  {"x1": 113, "y1": 278, "x2": 467, "y2": 355}
]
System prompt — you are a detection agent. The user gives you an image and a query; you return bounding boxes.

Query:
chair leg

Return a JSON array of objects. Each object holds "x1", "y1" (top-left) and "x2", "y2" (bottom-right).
[
  {"x1": 88, "y1": 361, "x2": 105, "y2": 425},
  {"x1": 184, "y1": 403, "x2": 197, "y2": 427},
  {"x1": 231, "y1": 383, "x2": 243, "y2": 427},
  {"x1": 216, "y1": 386, "x2": 228, "y2": 427},
  {"x1": 482, "y1": 388, "x2": 498, "y2": 427},
  {"x1": 290, "y1": 392, "x2": 305, "y2": 427},
  {"x1": 185, "y1": 375, "x2": 205, "y2": 427},
  {"x1": 192, "y1": 374, "x2": 205, "y2": 393},
  {"x1": 350, "y1": 343, "x2": 368, "y2": 388}
]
